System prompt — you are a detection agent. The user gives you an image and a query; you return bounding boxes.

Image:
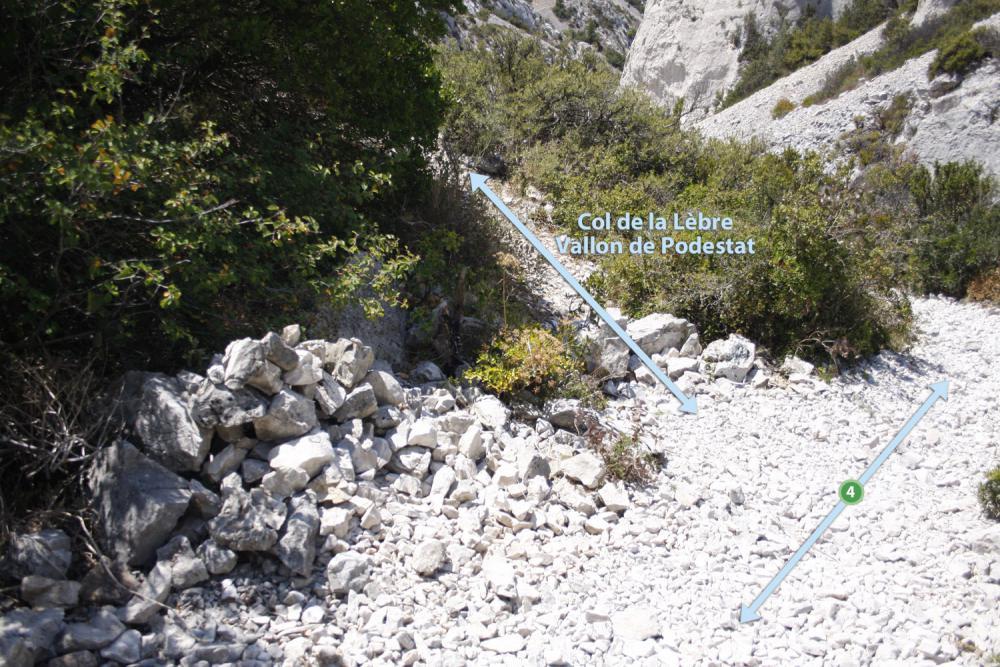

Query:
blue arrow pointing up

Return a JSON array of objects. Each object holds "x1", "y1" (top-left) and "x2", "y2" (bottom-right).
[
  {"x1": 739, "y1": 380, "x2": 949, "y2": 623},
  {"x1": 470, "y1": 173, "x2": 697, "y2": 414}
]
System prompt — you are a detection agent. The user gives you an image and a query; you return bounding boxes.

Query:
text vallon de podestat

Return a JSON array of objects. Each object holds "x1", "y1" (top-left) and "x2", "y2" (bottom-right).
[{"x1": 556, "y1": 211, "x2": 757, "y2": 256}]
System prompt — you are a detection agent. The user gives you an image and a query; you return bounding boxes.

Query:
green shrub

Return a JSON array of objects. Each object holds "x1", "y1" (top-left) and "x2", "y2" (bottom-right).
[
  {"x1": 772, "y1": 98, "x2": 796, "y2": 118},
  {"x1": 586, "y1": 147, "x2": 913, "y2": 360},
  {"x1": 465, "y1": 325, "x2": 583, "y2": 400},
  {"x1": 908, "y1": 161, "x2": 1000, "y2": 296},
  {"x1": 554, "y1": 0, "x2": 572, "y2": 20},
  {"x1": 0, "y1": 0, "x2": 458, "y2": 369},
  {"x1": 838, "y1": 96, "x2": 910, "y2": 165},
  {"x1": 929, "y1": 29, "x2": 989, "y2": 78},
  {"x1": 979, "y1": 466, "x2": 1000, "y2": 520},
  {"x1": 605, "y1": 48, "x2": 626, "y2": 69},
  {"x1": 879, "y1": 93, "x2": 912, "y2": 136}
]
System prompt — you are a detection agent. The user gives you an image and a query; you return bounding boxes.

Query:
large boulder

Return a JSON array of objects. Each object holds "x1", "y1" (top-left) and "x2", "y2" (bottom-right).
[
  {"x1": 560, "y1": 452, "x2": 607, "y2": 489},
  {"x1": 387, "y1": 446, "x2": 432, "y2": 479},
  {"x1": 545, "y1": 399, "x2": 589, "y2": 432},
  {"x1": 622, "y1": 0, "x2": 827, "y2": 120},
  {"x1": 471, "y1": 396, "x2": 509, "y2": 431},
  {"x1": 410, "y1": 540, "x2": 446, "y2": 577},
  {"x1": 253, "y1": 389, "x2": 317, "y2": 441},
  {"x1": 332, "y1": 385, "x2": 378, "y2": 422},
  {"x1": 261, "y1": 331, "x2": 299, "y2": 371},
  {"x1": 131, "y1": 374, "x2": 212, "y2": 472},
  {"x1": 283, "y1": 349, "x2": 324, "y2": 387},
  {"x1": 268, "y1": 431, "x2": 335, "y2": 479},
  {"x1": 583, "y1": 323, "x2": 630, "y2": 380},
  {"x1": 700, "y1": 334, "x2": 756, "y2": 382},
  {"x1": 54, "y1": 607, "x2": 125, "y2": 653},
  {"x1": 625, "y1": 313, "x2": 694, "y2": 356},
  {"x1": 410, "y1": 360, "x2": 445, "y2": 384},
  {"x1": 313, "y1": 373, "x2": 347, "y2": 418},
  {"x1": 222, "y1": 338, "x2": 267, "y2": 390},
  {"x1": 363, "y1": 370, "x2": 404, "y2": 406},
  {"x1": 121, "y1": 561, "x2": 171, "y2": 625},
  {"x1": 188, "y1": 381, "x2": 267, "y2": 430},
  {"x1": 326, "y1": 339, "x2": 374, "y2": 389},
  {"x1": 88, "y1": 441, "x2": 192, "y2": 566},
  {"x1": 156, "y1": 536, "x2": 209, "y2": 590}
]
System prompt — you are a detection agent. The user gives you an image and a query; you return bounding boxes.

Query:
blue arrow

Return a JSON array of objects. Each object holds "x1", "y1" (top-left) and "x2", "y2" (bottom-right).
[
  {"x1": 739, "y1": 380, "x2": 949, "y2": 623},
  {"x1": 470, "y1": 173, "x2": 697, "y2": 414}
]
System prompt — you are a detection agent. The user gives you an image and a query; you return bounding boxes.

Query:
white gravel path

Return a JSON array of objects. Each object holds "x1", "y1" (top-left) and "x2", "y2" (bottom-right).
[
  {"x1": 471, "y1": 178, "x2": 999, "y2": 664},
  {"x1": 512, "y1": 295, "x2": 1000, "y2": 665},
  {"x1": 144, "y1": 296, "x2": 998, "y2": 667}
]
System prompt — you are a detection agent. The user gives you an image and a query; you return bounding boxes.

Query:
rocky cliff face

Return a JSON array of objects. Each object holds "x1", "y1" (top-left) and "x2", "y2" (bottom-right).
[
  {"x1": 447, "y1": 0, "x2": 643, "y2": 66},
  {"x1": 621, "y1": 0, "x2": 847, "y2": 119},
  {"x1": 696, "y1": 12, "x2": 1000, "y2": 177}
]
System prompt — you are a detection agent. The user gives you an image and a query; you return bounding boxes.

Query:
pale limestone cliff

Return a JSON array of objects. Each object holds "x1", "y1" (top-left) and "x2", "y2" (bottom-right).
[{"x1": 621, "y1": 0, "x2": 843, "y2": 119}]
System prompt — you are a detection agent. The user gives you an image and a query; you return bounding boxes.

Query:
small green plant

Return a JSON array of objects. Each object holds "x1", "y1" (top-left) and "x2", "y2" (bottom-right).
[
  {"x1": 587, "y1": 421, "x2": 660, "y2": 484},
  {"x1": 978, "y1": 466, "x2": 1000, "y2": 520},
  {"x1": 553, "y1": 0, "x2": 572, "y2": 20},
  {"x1": 929, "y1": 29, "x2": 990, "y2": 78},
  {"x1": 466, "y1": 325, "x2": 582, "y2": 400},
  {"x1": 604, "y1": 48, "x2": 626, "y2": 69},
  {"x1": 771, "y1": 97, "x2": 796, "y2": 118},
  {"x1": 878, "y1": 93, "x2": 911, "y2": 137}
]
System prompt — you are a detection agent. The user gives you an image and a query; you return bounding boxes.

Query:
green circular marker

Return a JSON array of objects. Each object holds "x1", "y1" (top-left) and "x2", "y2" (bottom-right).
[{"x1": 838, "y1": 479, "x2": 864, "y2": 505}]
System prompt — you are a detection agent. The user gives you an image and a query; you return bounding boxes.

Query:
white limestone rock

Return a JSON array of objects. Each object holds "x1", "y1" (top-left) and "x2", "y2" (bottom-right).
[
  {"x1": 268, "y1": 430, "x2": 335, "y2": 479},
  {"x1": 561, "y1": 452, "x2": 607, "y2": 489},
  {"x1": 410, "y1": 540, "x2": 446, "y2": 577},
  {"x1": 699, "y1": 334, "x2": 756, "y2": 382},
  {"x1": 625, "y1": 313, "x2": 694, "y2": 355},
  {"x1": 253, "y1": 389, "x2": 318, "y2": 441}
]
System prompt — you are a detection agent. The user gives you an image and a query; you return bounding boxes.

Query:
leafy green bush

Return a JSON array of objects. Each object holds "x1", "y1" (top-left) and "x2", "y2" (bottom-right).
[
  {"x1": 979, "y1": 466, "x2": 1000, "y2": 520},
  {"x1": 466, "y1": 326, "x2": 583, "y2": 400},
  {"x1": 929, "y1": 29, "x2": 990, "y2": 78},
  {"x1": 0, "y1": 0, "x2": 457, "y2": 368},
  {"x1": 838, "y1": 96, "x2": 910, "y2": 165},
  {"x1": 584, "y1": 147, "x2": 912, "y2": 359},
  {"x1": 908, "y1": 161, "x2": 1000, "y2": 296},
  {"x1": 879, "y1": 93, "x2": 912, "y2": 136},
  {"x1": 772, "y1": 98, "x2": 797, "y2": 118},
  {"x1": 605, "y1": 48, "x2": 626, "y2": 69}
]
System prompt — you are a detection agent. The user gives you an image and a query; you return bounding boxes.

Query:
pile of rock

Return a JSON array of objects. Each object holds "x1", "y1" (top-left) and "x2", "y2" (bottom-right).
[
  {"x1": 0, "y1": 312, "x2": 820, "y2": 665},
  {"x1": 577, "y1": 308, "x2": 794, "y2": 397},
  {"x1": 0, "y1": 325, "x2": 632, "y2": 665}
]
